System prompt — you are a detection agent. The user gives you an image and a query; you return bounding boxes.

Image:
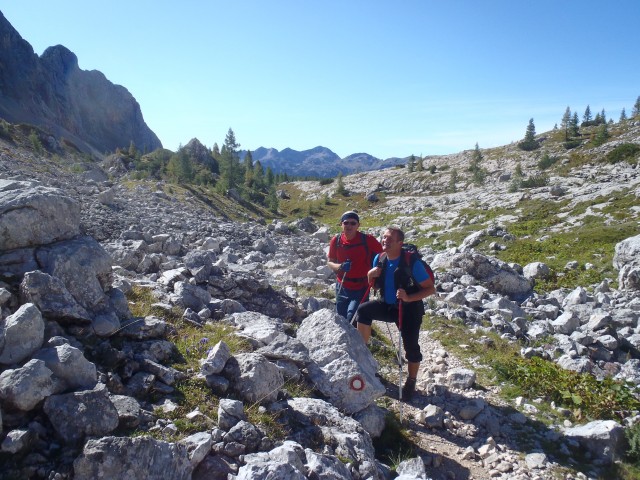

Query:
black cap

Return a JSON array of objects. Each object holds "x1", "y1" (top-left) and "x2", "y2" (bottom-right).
[{"x1": 340, "y1": 211, "x2": 360, "y2": 223}]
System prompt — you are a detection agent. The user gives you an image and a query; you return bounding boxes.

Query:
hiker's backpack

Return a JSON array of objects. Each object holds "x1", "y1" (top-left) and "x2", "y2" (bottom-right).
[
  {"x1": 375, "y1": 243, "x2": 435, "y2": 293},
  {"x1": 334, "y1": 232, "x2": 370, "y2": 265},
  {"x1": 398, "y1": 243, "x2": 435, "y2": 285}
]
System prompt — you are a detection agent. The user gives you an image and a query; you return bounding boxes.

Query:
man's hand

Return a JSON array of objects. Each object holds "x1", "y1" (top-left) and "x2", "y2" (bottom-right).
[
  {"x1": 396, "y1": 288, "x2": 410, "y2": 302},
  {"x1": 367, "y1": 265, "x2": 382, "y2": 284},
  {"x1": 340, "y1": 260, "x2": 351, "y2": 272}
]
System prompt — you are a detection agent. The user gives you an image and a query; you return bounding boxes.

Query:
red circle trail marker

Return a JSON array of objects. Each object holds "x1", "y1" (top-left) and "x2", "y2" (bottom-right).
[{"x1": 349, "y1": 375, "x2": 365, "y2": 391}]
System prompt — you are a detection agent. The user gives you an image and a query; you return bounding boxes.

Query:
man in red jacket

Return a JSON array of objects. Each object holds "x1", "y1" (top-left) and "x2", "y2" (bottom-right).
[{"x1": 327, "y1": 211, "x2": 382, "y2": 325}]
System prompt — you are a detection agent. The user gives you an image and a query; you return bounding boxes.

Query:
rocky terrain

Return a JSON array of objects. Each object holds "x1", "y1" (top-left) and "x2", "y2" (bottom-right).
[{"x1": 0, "y1": 117, "x2": 639, "y2": 480}]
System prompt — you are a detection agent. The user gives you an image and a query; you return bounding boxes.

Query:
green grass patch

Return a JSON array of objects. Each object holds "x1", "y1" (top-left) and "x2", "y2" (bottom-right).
[
  {"x1": 372, "y1": 412, "x2": 415, "y2": 469},
  {"x1": 494, "y1": 356, "x2": 640, "y2": 421},
  {"x1": 604, "y1": 143, "x2": 640, "y2": 165}
]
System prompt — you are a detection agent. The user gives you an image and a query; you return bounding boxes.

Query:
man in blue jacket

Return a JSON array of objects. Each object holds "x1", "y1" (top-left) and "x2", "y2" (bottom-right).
[{"x1": 355, "y1": 227, "x2": 435, "y2": 401}]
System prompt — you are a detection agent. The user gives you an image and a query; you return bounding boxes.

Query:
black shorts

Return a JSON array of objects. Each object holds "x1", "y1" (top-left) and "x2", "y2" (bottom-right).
[{"x1": 355, "y1": 300, "x2": 423, "y2": 363}]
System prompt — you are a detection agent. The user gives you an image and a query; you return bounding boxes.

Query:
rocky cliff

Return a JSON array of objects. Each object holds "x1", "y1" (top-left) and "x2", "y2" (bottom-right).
[{"x1": 0, "y1": 11, "x2": 161, "y2": 156}]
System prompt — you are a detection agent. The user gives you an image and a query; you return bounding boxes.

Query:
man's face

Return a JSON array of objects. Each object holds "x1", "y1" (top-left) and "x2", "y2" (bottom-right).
[
  {"x1": 341, "y1": 218, "x2": 359, "y2": 234},
  {"x1": 381, "y1": 229, "x2": 400, "y2": 251}
]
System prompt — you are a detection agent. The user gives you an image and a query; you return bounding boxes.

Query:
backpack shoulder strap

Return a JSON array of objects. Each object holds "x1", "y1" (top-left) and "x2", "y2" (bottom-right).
[
  {"x1": 335, "y1": 233, "x2": 342, "y2": 248},
  {"x1": 361, "y1": 232, "x2": 370, "y2": 265}
]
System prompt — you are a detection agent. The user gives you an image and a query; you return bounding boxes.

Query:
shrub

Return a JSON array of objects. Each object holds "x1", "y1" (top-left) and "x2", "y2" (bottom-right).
[
  {"x1": 520, "y1": 174, "x2": 549, "y2": 188},
  {"x1": 0, "y1": 120, "x2": 11, "y2": 141},
  {"x1": 564, "y1": 139, "x2": 582, "y2": 150},
  {"x1": 518, "y1": 139, "x2": 540, "y2": 151},
  {"x1": 537, "y1": 153, "x2": 559, "y2": 170},
  {"x1": 626, "y1": 421, "x2": 640, "y2": 463},
  {"x1": 604, "y1": 143, "x2": 640, "y2": 165},
  {"x1": 319, "y1": 178, "x2": 334, "y2": 185}
]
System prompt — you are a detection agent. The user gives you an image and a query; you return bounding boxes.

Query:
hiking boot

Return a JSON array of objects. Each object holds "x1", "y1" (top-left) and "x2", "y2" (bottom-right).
[{"x1": 401, "y1": 377, "x2": 416, "y2": 401}]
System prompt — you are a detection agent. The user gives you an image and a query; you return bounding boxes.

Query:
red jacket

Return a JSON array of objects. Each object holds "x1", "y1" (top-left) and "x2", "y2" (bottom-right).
[{"x1": 328, "y1": 232, "x2": 382, "y2": 288}]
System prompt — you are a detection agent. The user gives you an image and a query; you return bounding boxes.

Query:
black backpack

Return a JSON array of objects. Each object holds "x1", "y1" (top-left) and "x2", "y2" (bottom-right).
[
  {"x1": 376, "y1": 243, "x2": 436, "y2": 290},
  {"x1": 386, "y1": 243, "x2": 435, "y2": 285}
]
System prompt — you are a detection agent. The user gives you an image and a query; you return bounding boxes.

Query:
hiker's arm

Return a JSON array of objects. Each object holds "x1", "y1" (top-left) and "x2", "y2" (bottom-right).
[
  {"x1": 327, "y1": 259, "x2": 344, "y2": 274},
  {"x1": 367, "y1": 265, "x2": 382, "y2": 284},
  {"x1": 396, "y1": 277, "x2": 435, "y2": 302}
]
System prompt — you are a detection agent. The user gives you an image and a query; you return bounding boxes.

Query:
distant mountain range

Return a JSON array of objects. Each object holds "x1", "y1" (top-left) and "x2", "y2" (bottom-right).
[{"x1": 243, "y1": 146, "x2": 408, "y2": 178}]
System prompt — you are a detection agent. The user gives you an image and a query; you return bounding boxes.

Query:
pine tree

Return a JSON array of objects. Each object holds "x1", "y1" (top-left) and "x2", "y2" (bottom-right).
[
  {"x1": 518, "y1": 118, "x2": 539, "y2": 151},
  {"x1": 620, "y1": 108, "x2": 628, "y2": 122},
  {"x1": 166, "y1": 150, "x2": 193, "y2": 184},
  {"x1": 253, "y1": 160, "x2": 265, "y2": 191},
  {"x1": 593, "y1": 123, "x2": 609, "y2": 146},
  {"x1": 266, "y1": 185, "x2": 279, "y2": 213},
  {"x1": 212, "y1": 143, "x2": 221, "y2": 160},
  {"x1": 561, "y1": 107, "x2": 572, "y2": 141},
  {"x1": 448, "y1": 168, "x2": 458, "y2": 192},
  {"x1": 570, "y1": 112, "x2": 580, "y2": 137},
  {"x1": 243, "y1": 150, "x2": 254, "y2": 189},
  {"x1": 335, "y1": 172, "x2": 347, "y2": 196},
  {"x1": 583, "y1": 105, "x2": 592, "y2": 125},
  {"x1": 468, "y1": 143, "x2": 486, "y2": 185},
  {"x1": 416, "y1": 155, "x2": 424, "y2": 171},
  {"x1": 633, "y1": 96, "x2": 640, "y2": 117},
  {"x1": 407, "y1": 155, "x2": 415, "y2": 173},
  {"x1": 128, "y1": 140, "x2": 138, "y2": 158},
  {"x1": 265, "y1": 167, "x2": 275, "y2": 186},
  {"x1": 217, "y1": 128, "x2": 242, "y2": 193}
]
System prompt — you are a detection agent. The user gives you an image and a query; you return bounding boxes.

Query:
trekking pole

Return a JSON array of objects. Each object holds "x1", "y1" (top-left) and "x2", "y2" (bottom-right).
[
  {"x1": 398, "y1": 299, "x2": 404, "y2": 423},
  {"x1": 335, "y1": 264, "x2": 348, "y2": 313},
  {"x1": 359, "y1": 283, "x2": 372, "y2": 305}
]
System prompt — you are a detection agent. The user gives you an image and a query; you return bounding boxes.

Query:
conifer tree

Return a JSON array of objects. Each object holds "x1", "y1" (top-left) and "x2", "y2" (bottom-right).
[
  {"x1": 518, "y1": 118, "x2": 539, "y2": 151},
  {"x1": 583, "y1": 105, "x2": 592, "y2": 125},
  {"x1": 212, "y1": 143, "x2": 221, "y2": 160},
  {"x1": 243, "y1": 150, "x2": 254, "y2": 189},
  {"x1": 253, "y1": 160, "x2": 265, "y2": 191},
  {"x1": 633, "y1": 96, "x2": 640, "y2": 117},
  {"x1": 217, "y1": 128, "x2": 242, "y2": 193},
  {"x1": 335, "y1": 172, "x2": 347, "y2": 196},
  {"x1": 128, "y1": 141, "x2": 138, "y2": 158},
  {"x1": 166, "y1": 150, "x2": 193, "y2": 184},
  {"x1": 620, "y1": 108, "x2": 627, "y2": 122},
  {"x1": 416, "y1": 155, "x2": 424, "y2": 171},
  {"x1": 570, "y1": 112, "x2": 580, "y2": 137},
  {"x1": 448, "y1": 168, "x2": 458, "y2": 192},
  {"x1": 561, "y1": 107, "x2": 572, "y2": 141},
  {"x1": 265, "y1": 167, "x2": 275, "y2": 186},
  {"x1": 593, "y1": 123, "x2": 609, "y2": 146},
  {"x1": 468, "y1": 143, "x2": 486, "y2": 185},
  {"x1": 266, "y1": 185, "x2": 279, "y2": 213},
  {"x1": 407, "y1": 155, "x2": 415, "y2": 173}
]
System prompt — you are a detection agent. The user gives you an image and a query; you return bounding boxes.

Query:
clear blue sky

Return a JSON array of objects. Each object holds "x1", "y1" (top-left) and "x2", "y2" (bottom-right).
[{"x1": 2, "y1": 1, "x2": 639, "y2": 159}]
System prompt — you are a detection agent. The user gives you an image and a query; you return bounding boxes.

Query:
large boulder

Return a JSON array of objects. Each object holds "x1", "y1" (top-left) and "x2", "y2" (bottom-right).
[
  {"x1": 43, "y1": 385, "x2": 119, "y2": 442},
  {"x1": 0, "y1": 359, "x2": 54, "y2": 410},
  {"x1": 0, "y1": 303, "x2": 44, "y2": 365},
  {"x1": 563, "y1": 420, "x2": 625, "y2": 465},
  {"x1": 432, "y1": 251, "x2": 533, "y2": 301},
  {"x1": 614, "y1": 234, "x2": 640, "y2": 291},
  {"x1": 296, "y1": 309, "x2": 385, "y2": 414},
  {"x1": 0, "y1": 180, "x2": 80, "y2": 251},
  {"x1": 35, "y1": 236, "x2": 113, "y2": 315},
  {"x1": 73, "y1": 436, "x2": 192, "y2": 480}
]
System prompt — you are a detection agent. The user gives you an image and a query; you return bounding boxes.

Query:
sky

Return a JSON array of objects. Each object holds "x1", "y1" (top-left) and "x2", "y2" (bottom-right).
[{"x1": 2, "y1": 1, "x2": 639, "y2": 160}]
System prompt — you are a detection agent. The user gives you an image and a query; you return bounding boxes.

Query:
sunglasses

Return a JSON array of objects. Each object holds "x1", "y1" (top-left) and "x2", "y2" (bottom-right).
[{"x1": 342, "y1": 221, "x2": 358, "y2": 226}]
